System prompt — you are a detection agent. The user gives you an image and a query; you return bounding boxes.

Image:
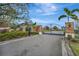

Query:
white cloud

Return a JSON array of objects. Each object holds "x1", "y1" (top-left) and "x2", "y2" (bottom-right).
[
  {"x1": 41, "y1": 12, "x2": 57, "y2": 16},
  {"x1": 30, "y1": 18, "x2": 62, "y2": 27},
  {"x1": 30, "y1": 18, "x2": 53, "y2": 24},
  {"x1": 37, "y1": 3, "x2": 58, "y2": 12},
  {"x1": 29, "y1": 3, "x2": 58, "y2": 16},
  {"x1": 50, "y1": 5, "x2": 58, "y2": 11},
  {"x1": 36, "y1": 9, "x2": 43, "y2": 13},
  {"x1": 31, "y1": 18, "x2": 46, "y2": 23}
]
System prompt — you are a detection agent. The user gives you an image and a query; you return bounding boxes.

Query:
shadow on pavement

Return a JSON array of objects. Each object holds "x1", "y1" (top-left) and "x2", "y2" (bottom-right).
[{"x1": 43, "y1": 33, "x2": 64, "y2": 36}]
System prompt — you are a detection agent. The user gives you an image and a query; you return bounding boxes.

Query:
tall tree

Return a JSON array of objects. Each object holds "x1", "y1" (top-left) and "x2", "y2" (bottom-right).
[
  {"x1": 58, "y1": 8, "x2": 77, "y2": 22},
  {"x1": 0, "y1": 3, "x2": 30, "y2": 28},
  {"x1": 0, "y1": 4, "x2": 17, "y2": 27},
  {"x1": 32, "y1": 22, "x2": 36, "y2": 26},
  {"x1": 53, "y1": 26, "x2": 59, "y2": 31}
]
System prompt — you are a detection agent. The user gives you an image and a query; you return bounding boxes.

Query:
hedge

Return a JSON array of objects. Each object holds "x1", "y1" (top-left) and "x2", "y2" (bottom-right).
[{"x1": 0, "y1": 31, "x2": 38, "y2": 42}]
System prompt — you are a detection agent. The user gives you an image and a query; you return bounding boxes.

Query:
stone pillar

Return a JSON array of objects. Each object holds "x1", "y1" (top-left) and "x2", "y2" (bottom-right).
[{"x1": 65, "y1": 33, "x2": 75, "y2": 38}]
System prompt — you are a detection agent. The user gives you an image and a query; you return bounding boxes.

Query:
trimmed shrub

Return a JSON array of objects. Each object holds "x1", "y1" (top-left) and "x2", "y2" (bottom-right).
[
  {"x1": 0, "y1": 31, "x2": 28, "y2": 41},
  {"x1": 0, "y1": 31, "x2": 38, "y2": 42}
]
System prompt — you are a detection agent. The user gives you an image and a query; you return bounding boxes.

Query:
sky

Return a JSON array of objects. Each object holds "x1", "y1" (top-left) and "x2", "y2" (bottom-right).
[{"x1": 27, "y1": 3, "x2": 79, "y2": 28}]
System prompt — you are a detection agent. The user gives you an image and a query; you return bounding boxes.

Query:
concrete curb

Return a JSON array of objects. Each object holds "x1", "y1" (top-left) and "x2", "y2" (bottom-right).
[
  {"x1": 62, "y1": 39, "x2": 68, "y2": 56},
  {"x1": 62, "y1": 39, "x2": 74, "y2": 56}
]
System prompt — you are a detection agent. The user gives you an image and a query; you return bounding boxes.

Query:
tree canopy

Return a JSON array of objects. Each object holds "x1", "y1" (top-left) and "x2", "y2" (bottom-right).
[
  {"x1": 58, "y1": 8, "x2": 79, "y2": 22},
  {"x1": 0, "y1": 3, "x2": 31, "y2": 28}
]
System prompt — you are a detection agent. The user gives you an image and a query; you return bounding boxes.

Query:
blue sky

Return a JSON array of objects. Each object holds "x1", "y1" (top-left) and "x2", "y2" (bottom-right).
[{"x1": 27, "y1": 3, "x2": 79, "y2": 28}]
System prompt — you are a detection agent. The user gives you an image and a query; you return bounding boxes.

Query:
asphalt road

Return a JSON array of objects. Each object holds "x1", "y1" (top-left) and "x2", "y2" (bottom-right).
[
  {"x1": 0, "y1": 31, "x2": 64, "y2": 56},
  {"x1": 24, "y1": 35, "x2": 63, "y2": 56},
  {"x1": 21, "y1": 32, "x2": 63, "y2": 56}
]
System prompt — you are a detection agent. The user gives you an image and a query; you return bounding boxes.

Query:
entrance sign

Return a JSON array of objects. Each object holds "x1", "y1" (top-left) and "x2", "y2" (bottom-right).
[
  {"x1": 65, "y1": 22, "x2": 74, "y2": 33},
  {"x1": 65, "y1": 22, "x2": 75, "y2": 38}
]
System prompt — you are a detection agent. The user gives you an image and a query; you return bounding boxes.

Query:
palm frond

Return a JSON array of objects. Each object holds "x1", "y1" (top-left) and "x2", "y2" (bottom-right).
[
  {"x1": 71, "y1": 17, "x2": 78, "y2": 21},
  {"x1": 64, "y1": 8, "x2": 71, "y2": 15},
  {"x1": 58, "y1": 15, "x2": 67, "y2": 20},
  {"x1": 70, "y1": 14, "x2": 79, "y2": 21},
  {"x1": 72, "y1": 9, "x2": 79, "y2": 13},
  {"x1": 64, "y1": 8, "x2": 69, "y2": 12},
  {"x1": 71, "y1": 14, "x2": 76, "y2": 16}
]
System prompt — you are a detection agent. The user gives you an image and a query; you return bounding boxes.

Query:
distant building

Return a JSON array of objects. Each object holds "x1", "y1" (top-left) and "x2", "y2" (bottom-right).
[
  {"x1": 0, "y1": 20, "x2": 10, "y2": 33},
  {"x1": 32, "y1": 25, "x2": 42, "y2": 32},
  {"x1": 15, "y1": 23, "x2": 28, "y2": 32}
]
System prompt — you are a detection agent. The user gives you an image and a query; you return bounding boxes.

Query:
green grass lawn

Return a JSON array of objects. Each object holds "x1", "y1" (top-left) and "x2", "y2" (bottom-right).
[
  {"x1": 42, "y1": 30, "x2": 50, "y2": 32},
  {"x1": 70, "y1": 41, "x2": 79, "y2": 56}
]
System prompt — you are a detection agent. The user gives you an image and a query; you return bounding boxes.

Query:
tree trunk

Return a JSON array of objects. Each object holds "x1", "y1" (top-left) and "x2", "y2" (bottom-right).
[
  {"x1": 77, "y1": 20, "x2": 79, "y2": 34},
  {"x1": 68, "y1": 16, "x2": 69, "y2": 22}
]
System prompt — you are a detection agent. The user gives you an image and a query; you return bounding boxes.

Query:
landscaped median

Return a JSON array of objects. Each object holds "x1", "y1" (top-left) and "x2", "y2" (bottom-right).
[
  {"x1": 70, "y1": 40, "x2": 79, "y2": 56},
  {"x1": 0, "y1": 31, "x2": 38, "y2": 42},
  {"x1": 62, "y1": 38, "x2": 74, "y2": 56},
  {"x1": 63, "y1": 34, "x2": 79, "y2": 56}
]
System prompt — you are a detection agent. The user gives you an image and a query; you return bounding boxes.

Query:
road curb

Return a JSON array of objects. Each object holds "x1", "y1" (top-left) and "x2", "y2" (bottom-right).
[
  {"x1": 62, "y1": 38, "x2": 74, "y2": 56},
  {"x1": 62, "y1": 39, "x2": 68, "y2": 56}
]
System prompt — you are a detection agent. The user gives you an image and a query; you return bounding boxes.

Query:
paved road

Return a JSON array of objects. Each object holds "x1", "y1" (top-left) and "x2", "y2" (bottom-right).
[
  {"x1": 43, "y1": 31, "x2": 64, "y2": 35},
  {"x1": 0, "y1": 31, "x2": 63, "y2": 56},
  {"x1": 24, "y1": 35, "x2": 63, "y2": 56}
]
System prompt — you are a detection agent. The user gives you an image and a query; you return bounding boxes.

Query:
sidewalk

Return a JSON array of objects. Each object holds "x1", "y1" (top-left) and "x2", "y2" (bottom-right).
[{"x1": 62, "y1": 38, "x2": 74, "y2": 56}]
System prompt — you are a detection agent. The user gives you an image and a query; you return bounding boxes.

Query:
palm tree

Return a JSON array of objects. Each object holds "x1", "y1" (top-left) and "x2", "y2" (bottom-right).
[
  {"x1": 58, "y1": 8, "x2": 79, "y2": 33},
  {"x1": 58, "y1": 8, "x2": 77, "y2": 22},
  {"x1": 58, "y1": 8, "x2": 78, "y2": 39}
]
